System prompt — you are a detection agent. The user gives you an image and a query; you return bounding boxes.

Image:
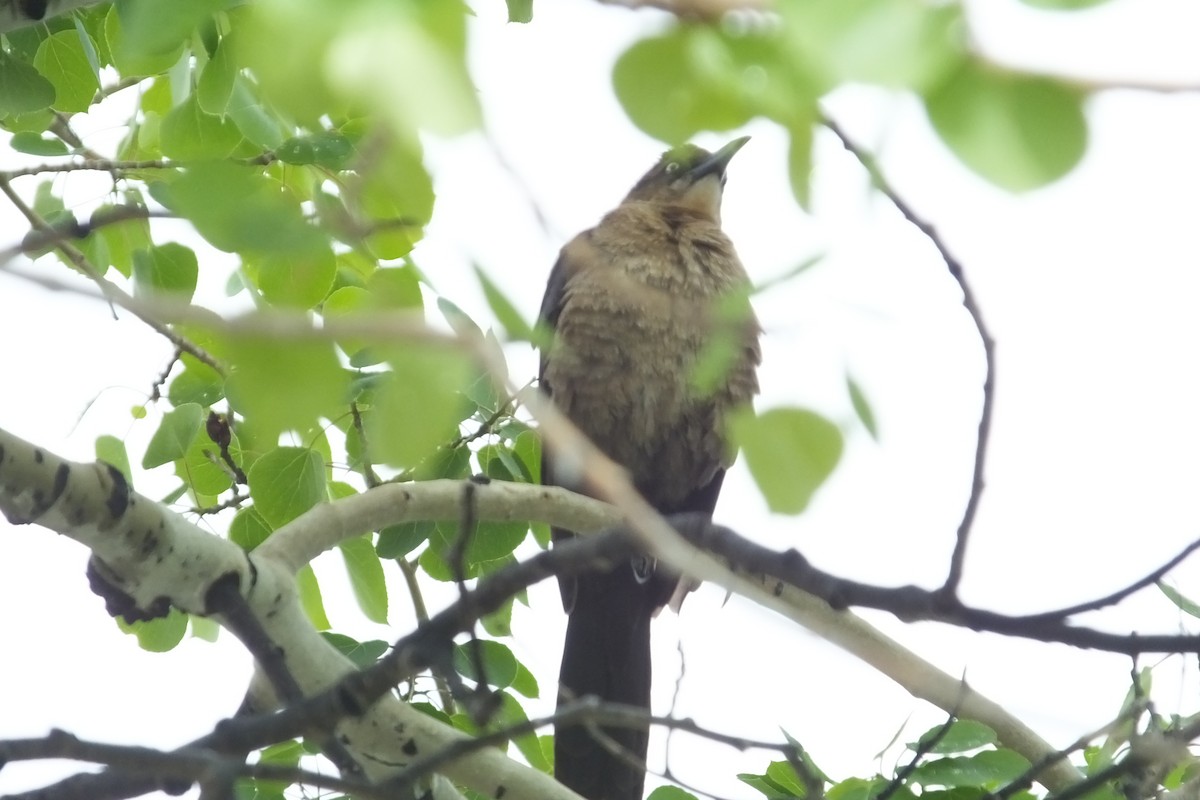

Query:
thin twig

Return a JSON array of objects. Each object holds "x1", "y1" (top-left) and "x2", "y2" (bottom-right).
[{"x1": 820, "y1": 114, "x2": 994, "y2": 600}]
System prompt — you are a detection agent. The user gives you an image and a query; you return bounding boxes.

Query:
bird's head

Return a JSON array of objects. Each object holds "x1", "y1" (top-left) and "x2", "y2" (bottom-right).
[{"x1": 623, "y1": 136, "x2": 750, "y2": 222}]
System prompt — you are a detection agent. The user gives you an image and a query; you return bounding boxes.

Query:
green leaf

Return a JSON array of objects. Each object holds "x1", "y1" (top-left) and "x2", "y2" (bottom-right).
[
  {"x1": 176, "y1": 424, "x2": 238, "y2": 498},
  {"x1": 230, "y1": 506, "x2": 272, "y2": 550},
  {"x1": 826, "y1": 777, "x2": 888, "y2": 800},
  {"x1": 223, "y1": 336, "x2": 348, "y2": 443},
  {"x1": 648, "y1": 788, "x2": 700, "y2": 800},
  {"x1": 33, "y1": 30, "x2": 99, "y2": 112},
  {"x1": 0, "y1": 52, "x2": 56, "y2": 115},
  {"x1": 326, "y1": 2, "x2": 481, "y2": 138},
  {"x1": 453, "y1": 640, "x2": 519, "y2": 690},
  {"x1": 168, "y1": 361, "x2": 225, "y2": 407},
  {"x1": 296, "y1": 562, "x2": 330, "y2": 630},
  {"x1": 132, "y1": 243, "x2": 199, "y2": 301},
  {"x1": 506, "y1": 0, "x2": 533, "y2": 22},
  {"x1": 348, "y1": 138, "x2": 434, "y2": 259},
  {"x1": 245, "y1": 246, "x2": 337, "y2": 310},
  {"x1": 377, "y1": 521, "x2": 433, "y2": 559},
  {"x1": 118, "y1": 608, "x2": 188, "y2": 652},
  {"x1": 197, "y1": 35, "x2": 238, "y2": 116},
  {"x1": 160, "y1": 95, "x2": 244, "y2": 160},
  {"x1": 9, "y1": 132, "x2": 68, "y2": 156},
  {"x1": 81, "y1": 203, "x2": 153, "y2": 278},
  {"x1": 475, "y1": 264, "x2": 534, "y2": 341},
  {"x1": 276, "y1": 132, "x2": 354, "y2": 169},
  {"x1": 365, "y1": 346, "x2": 473, "y2": 468},
  {"x1": 909, "y1": 750, "x2": 1031, "y2": 789},
  {"x1": 614, "y1": 28, "x2": 755, "y2": 143},
  {"x1": 189, "y1": 615, "x2": 220, "y2": 642},
  {"x1": 492, "y1": 691, "x2": 550, "y2": 772},
  {"x1": 338, "y1": 534, "x2": 388, "y2": 624},
  {"x1": 142, "y1": 402, "x2": 204, "y2": 469},
  {"x1": 846, "y1": 374, "x2": 878, "y2": 441},
  {"x1": 1158, "y1": 582, "x2": 1200, "y2": 619},
  {"x1": 913, "y1": 720, "x2": 998, "y2": 754},
  {"x1": 246, "y1": 446, "x2": 326, "y2": 528},
  {"x1": 779, "y1": 0, "x2": 963, "y2": 92},
  {"x1": 226, "y1": 74, "x2": 286, "y2": 149},
  {"x1": 321, "y1": 632, "x2": 389, "y2": 669},
  {"x1": 787, "y1": 121, "x2": 814, "y2": 210},
  {"x1": 156, "y1": 161, "x2": 327, "y2": 257},
  {"x1": 925, "y1": 59, "x2": 1087, "y2": 191},
  {"x1": 113, "y1": 0, "x2": 227, "y2": 64},
  {"x1": 731, "y1": 407, "x2": 843, "y2": 514},
  {"x1": 95, "y1": 434, "x2": 131, "y2": 484}
]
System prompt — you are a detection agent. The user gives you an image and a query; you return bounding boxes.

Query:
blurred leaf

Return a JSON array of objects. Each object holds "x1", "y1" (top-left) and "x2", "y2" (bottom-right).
[
  {"x1": 245, "y1": 246, "x2": 337, "y2": 309},
  {"x1": 247, "y1": 446, "x2": 326, "y2": 528},
  {"x1": 223, "y1": 336, "x2": 348, "y2": 442},
  {"x1": 909, "y1": 750, "x2": 1031, "y2": 788},
  {"x1": 160, "y1": 95, "x2": 244, "y2": 160},
  {"x1": 731, "y1": 407, "x2": 842, "y2": 514},
  {"x1": 168, "y1": 361, "x2": 225, "y2": 407},
  {"x1": 118, "y1": 608, "x2": 188, "y2": 652},
  {"x1": 80, "y1": 204, "x2": 152, "y2": 278},
  {"x1": 197, "y1": 34, "x2": 237, "y2": 116},
  {"x1": 132, "y1": 242, "x2": 198, "y2": 301},
  {"x1": 846, "y1": 374, "x2": 878, "y2": 441},
  {"x1": 95, "y1": 435, "x2": 131, "y2": 484},
  {"x1": 1159, "y1": 583, "x2": 1200, "y2": 619},
  {"x1": 787, "y1": 121, "x2": 815, "y2": 209},
  {"x1": 325, "y1": 1, "x2": 480, "y2": 138},
  {"x1": 296, "y1": 562, "x2": 330, "y2": 630},
  {"x1": 912, "y1": 721, "x2": 997, "y2": 754},
  {"x1": 365, "y1": 346, "x2": 473, "y2": 468},
  {"x1": 614, "y1": 27, "x2": 756, "y2": 143},
  {"x1": 507, "y1": 0, "x2": 533, "y2": 22},
  {"x1": 475, "y1": 264, "x2": 534, "y2": 341},
  {"x1": 339, "y1": 534, "x2": 388, "y2": 624},
  {"x1": 348, "y1": 137, "x2": 434, "y2": 259},
  {"x1": 780, "y1": 0, "x2": 962, "y2": 92},
  {"x1": 33, "y1": 30, "x2": 99, "y2": 112},
  {"x1": 925, "y1": 60, "x2": 1087, "y2": 191},
  {"x1": 9, "y1": 132, "x2": 67, "y2": 155},
  {"x1": 113, "y1": 0, "x2": 227, "y2": 64},
  {"x1": 156, "y1": 161, "x2": 326, "y2": 257},
  {"x1": 453, "y1": 640, "x2": 518, "y2": 690},
  {"x1": 189, "y1": 615, "x2": 220, "y2": 642},
  {"x1": 276, "y1": 131, "x2": 354, "y2": 169},
  {"x1": 321, "y1": 632, "x2": 389, "y2": 668},
  {"x1": 0, "y1": 52, "x2": 55, "y2": 115},
  {"x1": 226, "y1": 74, "x2": 285, "y2": 149},
  {"x1": 143, "y1": 403, "x2": 204, "y2": 469}
]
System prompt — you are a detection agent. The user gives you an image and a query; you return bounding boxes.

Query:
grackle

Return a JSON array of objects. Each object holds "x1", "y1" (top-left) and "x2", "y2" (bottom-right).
[{"x1": 538, "y1": 137, "x2": 762, "y2": 800}]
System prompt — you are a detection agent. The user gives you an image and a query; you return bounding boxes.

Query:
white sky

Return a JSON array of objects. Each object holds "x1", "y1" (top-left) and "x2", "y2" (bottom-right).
[{"x1": 3, "y1": 0, "x2": 1200, "y2": 797}]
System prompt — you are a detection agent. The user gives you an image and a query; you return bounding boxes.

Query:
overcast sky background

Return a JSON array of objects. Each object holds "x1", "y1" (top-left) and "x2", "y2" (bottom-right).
[{"x1": 3, "y1": 0, "x2": 1200, "y2": 797}]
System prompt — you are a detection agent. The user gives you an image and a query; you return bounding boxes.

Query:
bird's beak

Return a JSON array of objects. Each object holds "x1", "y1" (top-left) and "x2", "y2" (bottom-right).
[{"x1": 688, "y1": 136, "x2": 751, "y2": 182}]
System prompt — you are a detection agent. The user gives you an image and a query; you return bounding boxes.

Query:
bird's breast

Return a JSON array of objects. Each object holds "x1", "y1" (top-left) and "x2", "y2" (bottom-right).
[{"x1": 545, "y1": 253, "x2": 755, "y2": 509}]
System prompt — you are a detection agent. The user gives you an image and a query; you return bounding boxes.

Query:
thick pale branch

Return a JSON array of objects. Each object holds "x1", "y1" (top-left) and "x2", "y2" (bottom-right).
[{"x1": 0, "y1": 426, "x2": 579, "y2": 800}]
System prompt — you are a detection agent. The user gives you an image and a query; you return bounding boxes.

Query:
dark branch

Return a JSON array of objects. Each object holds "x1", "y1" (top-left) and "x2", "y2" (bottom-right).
[{"x1": 821, "y1": 115, "x2": 995, "y2": 600}]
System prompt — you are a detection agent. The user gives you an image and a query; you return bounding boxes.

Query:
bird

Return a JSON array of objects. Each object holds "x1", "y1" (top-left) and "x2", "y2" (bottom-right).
[{"x1": 537, "y1": 137, "x2": 761, "y2": 800}]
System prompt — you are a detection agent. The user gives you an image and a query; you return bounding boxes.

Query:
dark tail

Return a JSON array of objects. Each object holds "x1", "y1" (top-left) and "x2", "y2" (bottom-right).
[{"x1": 555, "y1": 562, "x2": 659, "y2": 800}]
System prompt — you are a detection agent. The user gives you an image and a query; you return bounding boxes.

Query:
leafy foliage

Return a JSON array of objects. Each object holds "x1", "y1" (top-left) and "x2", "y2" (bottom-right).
[{"x1": 0, "y1": 0, "x2": 1122, "y2": 796}]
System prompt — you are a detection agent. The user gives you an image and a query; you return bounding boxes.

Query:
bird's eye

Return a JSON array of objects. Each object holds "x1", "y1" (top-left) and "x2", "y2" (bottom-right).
[{"x1": 664, "y1": 162, "x2": 681, "y2": 175}]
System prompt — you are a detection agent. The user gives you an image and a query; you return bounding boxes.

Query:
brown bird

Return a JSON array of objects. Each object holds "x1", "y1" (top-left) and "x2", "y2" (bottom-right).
[{"x1": 538, "y1": 137, "x2": 761, "y2": 800}]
